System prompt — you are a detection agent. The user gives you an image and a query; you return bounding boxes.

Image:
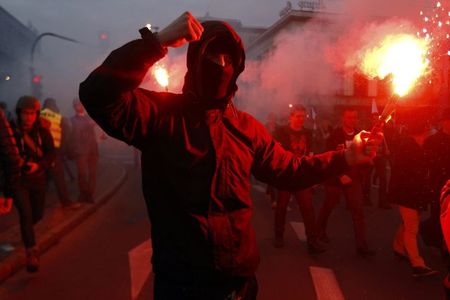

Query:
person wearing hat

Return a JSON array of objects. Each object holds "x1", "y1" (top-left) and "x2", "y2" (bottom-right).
[{"x1": 12, "y1": 95, "x2": 56, "y2": 272}]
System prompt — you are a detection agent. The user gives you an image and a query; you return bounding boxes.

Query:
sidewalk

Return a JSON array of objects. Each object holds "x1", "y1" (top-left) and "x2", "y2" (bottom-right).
[{"x1": 0, "y1": 159, "x2": 127, "y2": 283}]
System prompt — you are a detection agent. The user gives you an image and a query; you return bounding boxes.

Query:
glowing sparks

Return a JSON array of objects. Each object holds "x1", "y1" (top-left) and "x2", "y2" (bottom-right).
[
  {"x1": 417, "y1": 0, "x2": 449, "y2": 68},
  {"x1": 360, "y1": 34, "x2": 429, "y2": 97},
  {"x1": 153, "y1": 65, "x2": 169, "y2": 89}
]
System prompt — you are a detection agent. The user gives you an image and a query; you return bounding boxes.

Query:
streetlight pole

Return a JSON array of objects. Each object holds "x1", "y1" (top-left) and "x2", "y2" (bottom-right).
[{"x1": 30, "y1": 32, "x2": 81, "y2": 97}]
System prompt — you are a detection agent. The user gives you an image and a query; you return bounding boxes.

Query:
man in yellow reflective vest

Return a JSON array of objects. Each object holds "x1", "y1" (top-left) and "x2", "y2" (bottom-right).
[{"x1": 41, "y1": 98, "x2": 80, "y2": 209}]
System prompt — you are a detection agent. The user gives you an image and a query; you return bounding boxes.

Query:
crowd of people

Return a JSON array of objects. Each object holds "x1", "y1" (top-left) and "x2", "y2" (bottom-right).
[
  {"x1": 0, "y1": 96, "x2": 102, "y2": 272},
  {"x1": 265, "y1": 104, "x2": 450, "y2": 278}
]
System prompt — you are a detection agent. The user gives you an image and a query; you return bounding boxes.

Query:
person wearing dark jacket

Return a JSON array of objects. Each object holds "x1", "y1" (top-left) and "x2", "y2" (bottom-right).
[
  {"x1": 316, "y1": 108, "x2": 375, "y2": 257},
  {"x1": 0, "y1": 108, "x2": 21, "y2": 215},
  {"x1": 79, "y1": 12, "x2": 380, "y2": 299},
  {"x1": 70, "y1": 99, "x2": 100, "y2": 203},
  {"x1": 389, "y1": 120, "x2": 438, "y2": 277},
  {"x1": 423, "y1": 108, "x2": 450, "y2": 248},
  {"x1": 273, "y1": 105, "x2": 325, "y2": 254},
  {"x1": 41, "y1": 98, "x2": 80, "y2": 209},
  {"x1": 440, "y1": 180, "x2": 450, "y2": 298},
  {"x1": 12, "y1": 96, "x2": 56, "y2": 273}
]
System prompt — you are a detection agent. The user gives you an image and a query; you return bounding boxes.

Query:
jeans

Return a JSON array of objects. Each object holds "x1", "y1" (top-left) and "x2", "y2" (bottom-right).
[
  {"x1": 393, "y1": 205, "x2": 425, "y2": 267},
  {"x1": 75, "y1": 153, "x2": 98, "y2": 202},
  {"x1": 14, "y1": 173, "x2": 47, "y2": 248},
  {"x1": 317, "y1": 182, "x2": 367, "y2": 249},
  {"x1": 48, "y1": 150, "x2": 71, "y2": 206},
  {"x1": 274, "y1": 188, "x2": 317, "y2": 242}
]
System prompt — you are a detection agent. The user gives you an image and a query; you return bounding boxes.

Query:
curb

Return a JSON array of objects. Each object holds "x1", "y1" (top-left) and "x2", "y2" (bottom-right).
[{"x1": 0, "y1": 164, "x2": 128, "y2": 284}]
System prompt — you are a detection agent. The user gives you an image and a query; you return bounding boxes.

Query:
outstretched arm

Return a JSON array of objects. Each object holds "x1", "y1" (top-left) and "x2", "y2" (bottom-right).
[{"x1": 252, "y1": 120, "x2": 379, "y2": 191}]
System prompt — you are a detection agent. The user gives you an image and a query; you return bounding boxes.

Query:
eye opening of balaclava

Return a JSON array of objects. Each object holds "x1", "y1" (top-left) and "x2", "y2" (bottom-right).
[{"x1": 198, "y1": 36, "x2": 235, "y2": 102}]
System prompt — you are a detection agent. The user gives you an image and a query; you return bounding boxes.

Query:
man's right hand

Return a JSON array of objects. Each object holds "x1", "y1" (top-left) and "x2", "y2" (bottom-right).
[{"x1": 157, "y1": 12, "x2": 204, "y2": 48}]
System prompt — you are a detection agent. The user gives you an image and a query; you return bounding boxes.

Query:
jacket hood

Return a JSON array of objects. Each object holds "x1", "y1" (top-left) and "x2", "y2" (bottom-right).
[{"x1": 182, "y1": 21, "x2": 245, "y2": 109}]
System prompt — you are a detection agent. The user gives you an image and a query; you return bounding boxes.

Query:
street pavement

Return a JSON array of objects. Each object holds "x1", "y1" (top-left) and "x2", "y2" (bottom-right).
[{"x1": 0, "y1": 167, "x2": 446, "y2": 300}]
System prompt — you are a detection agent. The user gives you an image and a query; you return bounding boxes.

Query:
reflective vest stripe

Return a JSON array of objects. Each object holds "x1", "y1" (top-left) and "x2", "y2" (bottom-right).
[{"x1": 40, "y1": 108, "x2": 62, "y2": 148}]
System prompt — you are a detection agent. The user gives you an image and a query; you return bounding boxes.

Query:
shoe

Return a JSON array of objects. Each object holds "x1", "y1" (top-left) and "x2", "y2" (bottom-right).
[
  {"x1": 412, "y1": 266, "x2": 439, "y2": 277},
  {"x1": 394, "y1": 251, "x2": 409, "y2": 262},
  {"x1": 357, "y1": 247, "x2": 376, "y2": 258},
  {"x1": 307, "y1": 240, "x2": 327, "y2": 255},
  {"x1": 26, "y1": 247, "x2": 40, "y2": 273},
  {"x1": 273, "y1": 237, "x2": 284, "y2": 248}
]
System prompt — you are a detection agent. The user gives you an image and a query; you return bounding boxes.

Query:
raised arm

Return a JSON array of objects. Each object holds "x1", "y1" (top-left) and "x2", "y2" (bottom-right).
[{"x1": 79, "y1": 12, "x2": 203, "y2": 149}]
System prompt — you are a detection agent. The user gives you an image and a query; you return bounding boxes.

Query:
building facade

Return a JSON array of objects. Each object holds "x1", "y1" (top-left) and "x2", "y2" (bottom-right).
[{"x1": 0, "y1": 6, "x2": 37, "y2": 109}]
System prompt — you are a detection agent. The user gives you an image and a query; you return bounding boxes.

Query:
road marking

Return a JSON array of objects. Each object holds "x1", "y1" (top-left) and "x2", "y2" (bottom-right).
[
  {"x1": 309, "y1": 266, "x2": 346, "y2": 300},
  {"x1": 128, "y1": 239, "x2": 152, "y2": 300},
  {"x1": 290, "y1": 221, "x2": 306, "y2": 241},
  {"x1": 252, "y1": 184, "x2": 266, "y2": 193}
]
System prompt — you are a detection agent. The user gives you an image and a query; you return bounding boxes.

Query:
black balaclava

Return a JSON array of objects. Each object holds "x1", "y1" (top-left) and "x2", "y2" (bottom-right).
[
  {"x1": 182, "y1": 21, "x2": 246, "y2": 110},
  {"x1": 200, "y1": 37, "x2": 234, "y2": 100}
]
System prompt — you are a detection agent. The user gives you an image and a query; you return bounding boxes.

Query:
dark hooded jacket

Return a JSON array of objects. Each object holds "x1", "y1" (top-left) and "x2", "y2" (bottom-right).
[{"x1": 79, "y1": 21, "x2": 349, "y2": 282}]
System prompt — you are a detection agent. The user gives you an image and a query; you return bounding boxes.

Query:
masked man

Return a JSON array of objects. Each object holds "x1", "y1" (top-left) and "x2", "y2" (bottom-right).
[{"x1": 79, "y1": 12, "x2": 379, "y2": 299}]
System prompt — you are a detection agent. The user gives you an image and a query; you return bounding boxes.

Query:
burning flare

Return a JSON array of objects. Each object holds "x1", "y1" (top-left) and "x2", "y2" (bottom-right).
[
  {"x1": 153, "y1": 65, "x2": 169, "y2": 89},
  {"x1": 359, "y1": 34, "x2": 429, "y2": 97}
]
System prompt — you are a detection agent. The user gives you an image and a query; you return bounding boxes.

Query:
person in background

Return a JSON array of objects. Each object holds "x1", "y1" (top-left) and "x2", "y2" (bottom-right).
[
  {"x1": 389, "y1": 118, "x2": 438, "y2": 277},
  {"x1": 265, "y1": 112, "x2": 278, "y2": 209},
  {"x1": 273, "y1": 105, "x2": 325, "y2": 254},
  {"x1": 0, "y1": 108, "x2": 21, "y2": 216},
  {"x1": 423, "y1": 108, "x2": 450, "y2": 249},
  {"x1": 440, "y1": 179, "x2": 450, "y2": 298},
  {"x1": 70, "y1": 99, "x2": 100, "y2": 203},
  {"x1": 40, "y1": 98, "x2": 80, "y2": 209},
  {"x1": 12, "y1": 96, "x2": 56, "y2": 272},
  {"x1": 316, "y1": 107, "x2": 375, "y2": 257}
]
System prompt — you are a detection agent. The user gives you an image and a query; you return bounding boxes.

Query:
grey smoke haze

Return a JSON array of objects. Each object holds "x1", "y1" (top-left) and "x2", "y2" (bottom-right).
[
  {"x1": 236, "y1": 0, "x2": 428, "y2": 119},
  {"x1": 2, "y1": 0, "x2": 282, "y2": 115},
  {"x1": 1, "y1": 0, "x2": 429, "y2": 117}
]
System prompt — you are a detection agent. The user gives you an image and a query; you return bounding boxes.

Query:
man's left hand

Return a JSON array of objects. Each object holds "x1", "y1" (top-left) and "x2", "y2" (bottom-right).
[{"x1": 344, "y1": 130, "x2": 383, "y2": 166}]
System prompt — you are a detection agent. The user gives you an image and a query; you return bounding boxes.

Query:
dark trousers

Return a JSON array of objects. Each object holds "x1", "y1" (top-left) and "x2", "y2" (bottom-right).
[
  {"x1": 49, "y1": 150, "x2": 71, "y2": 206},
  {"x1": 275, "y1": 188, "x2": 317, "y2": 242},
  {"x1": 14, "y1": 173, "x2": 47, "y2": 248},
  {"x1": 75, "y1": 153, "x2": 98, "y2": 202},
  {"x1": 154, "y1": 274, "x2": 258, "y2": 300},
  {"x1": 317, "y1": 183, "x2": 367, "y2": 249}
]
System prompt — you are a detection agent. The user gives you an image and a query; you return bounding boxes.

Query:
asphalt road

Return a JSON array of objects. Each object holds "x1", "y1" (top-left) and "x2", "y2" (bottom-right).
[{"x1": 0, "y1": 166, "x2": 446, "y2": 300}]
